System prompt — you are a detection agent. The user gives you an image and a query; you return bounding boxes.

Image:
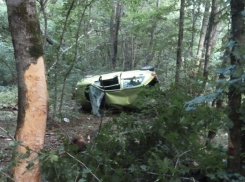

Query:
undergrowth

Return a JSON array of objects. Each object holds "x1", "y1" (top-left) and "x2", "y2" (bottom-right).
[
  {"x1": 0, "y1": 86, "x2": 17, "y2": 108},
  {"x1": 39, "y1": 85, "x2": 236, "y2": 182}
]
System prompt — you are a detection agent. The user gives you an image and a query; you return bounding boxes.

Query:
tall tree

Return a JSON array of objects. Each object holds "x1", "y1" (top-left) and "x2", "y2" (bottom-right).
[
  {"x1": 228, "y1": 0, "x2": 244, "y2": 175},
  {"x1": 175, "y1": 0, "x2": 185, "y2": 85},
  {"x1": 197, "y1": 0, "x2": 211, "y2": 59},
  {"x1": 145, "y1": 0, "x2": 160, "y2": 66},
  {"x1": 203, "y1": 0, "x2": 218, "y2": 81},
  {"x1": 6, "y1": 0, "x2": 48, "y2": 181},
  {"x1": 110, "y1": 1, "x2": 122, "y2": 70}
]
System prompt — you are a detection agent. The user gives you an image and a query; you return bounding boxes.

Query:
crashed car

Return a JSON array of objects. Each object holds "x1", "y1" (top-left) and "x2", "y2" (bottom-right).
[{"x1": 75, "y1": 66, "x2": 158, "y2": 115}]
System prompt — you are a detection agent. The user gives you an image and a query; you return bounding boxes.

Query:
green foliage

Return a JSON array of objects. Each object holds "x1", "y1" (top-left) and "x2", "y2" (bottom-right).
[
  {"x1": 41, "y1": 86, "x2": 229, "y2": 181},
  {"x1": 0, "y1": 86, "x2": 17, "y2": 108}
]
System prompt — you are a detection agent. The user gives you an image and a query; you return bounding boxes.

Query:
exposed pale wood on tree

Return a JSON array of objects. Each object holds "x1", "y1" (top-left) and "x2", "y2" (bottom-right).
[{"x1": 13, "y1": 57, "x2": 48, "y2": 181}]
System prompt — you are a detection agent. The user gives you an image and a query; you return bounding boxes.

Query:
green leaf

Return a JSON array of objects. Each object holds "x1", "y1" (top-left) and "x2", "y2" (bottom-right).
[
  {"x1": 9, "y1": 141, "x2": 16, "y2": 147},
  {"x1": 49, "y1": 153, "x2": 58, "y2": 163},
  {"x1": 140, "y1": 165, "x2": 147, "y2": 171},
  {"x1": 83, "y1": 168, "x2": 91, "y2": 174},
  {"x1": 78, "y1": 179, "x2": 86, "y2": 182},
  {"x1": 206, "y1": 173, "x2": 216, "y2": 180}
]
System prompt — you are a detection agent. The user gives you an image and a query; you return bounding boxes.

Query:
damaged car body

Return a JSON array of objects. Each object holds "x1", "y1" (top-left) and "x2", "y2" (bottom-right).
[{"x1": 75, "y1": 66, "x2": 158, "y2": 115}]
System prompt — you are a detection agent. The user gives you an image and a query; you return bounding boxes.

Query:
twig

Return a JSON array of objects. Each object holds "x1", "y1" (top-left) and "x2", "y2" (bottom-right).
[
  {"x1": 145, "y1": 171, "x2": 198, "y2": 182},
  {"x1": 0, "y1": 126, "x2": 15, "y2": 141},
  {"x1": 0, "y1": 58, "x2": 17, "y2": 81},
  {"x1": 66, "y1": 151, "x2": 101, "y2": 182},
  {"x1": 174, "y1": 150, "x2": 191, "y2": 170},
  {"x1": 0, "y1": 171, "x2": 16, "y2": 182}
]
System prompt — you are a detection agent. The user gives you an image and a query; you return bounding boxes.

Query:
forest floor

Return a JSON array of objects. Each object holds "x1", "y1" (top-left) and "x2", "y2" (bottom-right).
[
  {"x1": 0, "y1": 108, "x2": 114, "y2": 173},
  {"x1": 0, "y1": 105, "x2": 228, "y2": 180}
]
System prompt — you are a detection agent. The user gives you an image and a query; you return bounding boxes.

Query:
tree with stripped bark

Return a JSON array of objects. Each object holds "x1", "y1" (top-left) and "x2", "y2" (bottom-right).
[{"x1": 6, "y1": 0, "x2": 48, "y2": 181}]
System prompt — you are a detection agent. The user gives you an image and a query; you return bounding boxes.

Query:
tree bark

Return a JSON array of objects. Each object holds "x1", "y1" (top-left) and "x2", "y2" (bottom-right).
[
  {"x1": 203, "y1": 0, "x2": 218, "y2": 82},
  {"x1": 110, "y1": 1, "x2": 122, "y2": 70},
  {"x1": 197, "y1": 1, "x2": 211, "y2": 59},
  {"x1": 175, "y1": 0, "x2": 185, "y2": 85},
  {"x1": 131, "y1": 34, "x2": 136, "y2": 69},
  {"x1": 228, "y1": 0, "x2": 244, "y2": 175},
  {"x1": 195, "y1": 1, "x2": 211, "y2": 77},
  {"x1": 6, "y1": 0, "x2": 48, "y2": 181},
  {"x1": 145, "y1": 0, "x2": 160, "y2": 66}
]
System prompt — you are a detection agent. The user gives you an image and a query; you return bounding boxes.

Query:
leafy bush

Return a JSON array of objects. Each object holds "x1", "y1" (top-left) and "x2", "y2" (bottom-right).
[{"x1": 41, "y1": 86, "x2": 229, "y2": 182}]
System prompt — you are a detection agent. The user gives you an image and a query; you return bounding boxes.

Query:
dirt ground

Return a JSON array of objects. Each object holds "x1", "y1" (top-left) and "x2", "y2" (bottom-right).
[{"x1": 0, "y1": 109, "x2": 113, "y2": 172}]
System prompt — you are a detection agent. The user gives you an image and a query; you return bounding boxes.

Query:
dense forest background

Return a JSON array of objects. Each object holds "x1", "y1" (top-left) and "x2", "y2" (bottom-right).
[
  {"x1": 0, "y1": 0, "x2": 230, "y2": 114},
  {"x1": 1, "y1": 0, "x2": 245, "y2": 181}
]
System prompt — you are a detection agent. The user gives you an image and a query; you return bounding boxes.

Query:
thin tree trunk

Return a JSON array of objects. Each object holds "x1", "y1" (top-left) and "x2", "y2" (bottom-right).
[
  {"x1": 110, "y1": 1, "x2": 122, "y2": 70},
  {"x1": 58, "y1": 3, "x2": 90, "y2": 116},
  {"x1": 131, "y1": 34, "x2": 136, "y2": 69},
  {"x1": 196, "y1": 1, "x2": 211, "y2": 75},
  {"x1": 190, "y1": 2, "x2": 200, "y2": 57},
  {"x1": 175, "y1": 0, "x2": 185, "y2": 85},
  {"x1": 145, "y1": 0, "x2": 159, "y2": 66},
  {"x1": 228, "y1": 0, "x2": 244, "y2": 175},
  {"x1": 203, "y1": 0, "x2": 218, "y2": 82},
  {"x1": 197, "y1": 1, "x2": 211, "y2": 59},
  {"x1": 39, "y1": 0, "x2": 48, "y2": 49},
  {"x1": 51, "y1": 0, "x2": 75, "y2": 118},
  {"x1": 6, "y1": 1, "x2": 48, "y2": 181}
]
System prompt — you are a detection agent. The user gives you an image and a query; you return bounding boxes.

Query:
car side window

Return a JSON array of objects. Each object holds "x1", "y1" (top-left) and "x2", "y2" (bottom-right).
[{"x1": 122, "y1": 76, "x2": 145, "y2": 88}]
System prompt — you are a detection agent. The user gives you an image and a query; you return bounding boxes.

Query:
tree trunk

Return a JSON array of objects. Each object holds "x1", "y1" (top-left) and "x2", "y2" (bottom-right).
[
  {"x1": 197, "y1": 1, "x2": 210, "y2": 59},
  {"x1": 203, "y1": 0, "x2": 218, "y2": 82},
  {"x1": 58, "y1": 5, "x2": 89, "y2": 116},
  {"x1": 6, "y1": 0, "x2": 48, "y2": 181},
  {"x1": 110, "y1": 1, "x2": 122, "y2": 70},
  {"x1": 131, "y1": 34, "x2": 136, "y2": 69},
  {"x1": 145, "y1": 0, "x2": 160, "y2": 66},
  {"x1": 196, "y1": 1, "x2": 210, "y2": 76},
  {"x1": 175, "y1": 0, "x2": 185, "y2": 85},
  {"x1": 51, "y1": 0, "x2": 75, "y2": 118},
  {"x1": 189, "y1": 2, "x2": 201, "y2": 57},
  {"x1": 228, "y1": 0, "x2": 244, "y2": 175}
]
